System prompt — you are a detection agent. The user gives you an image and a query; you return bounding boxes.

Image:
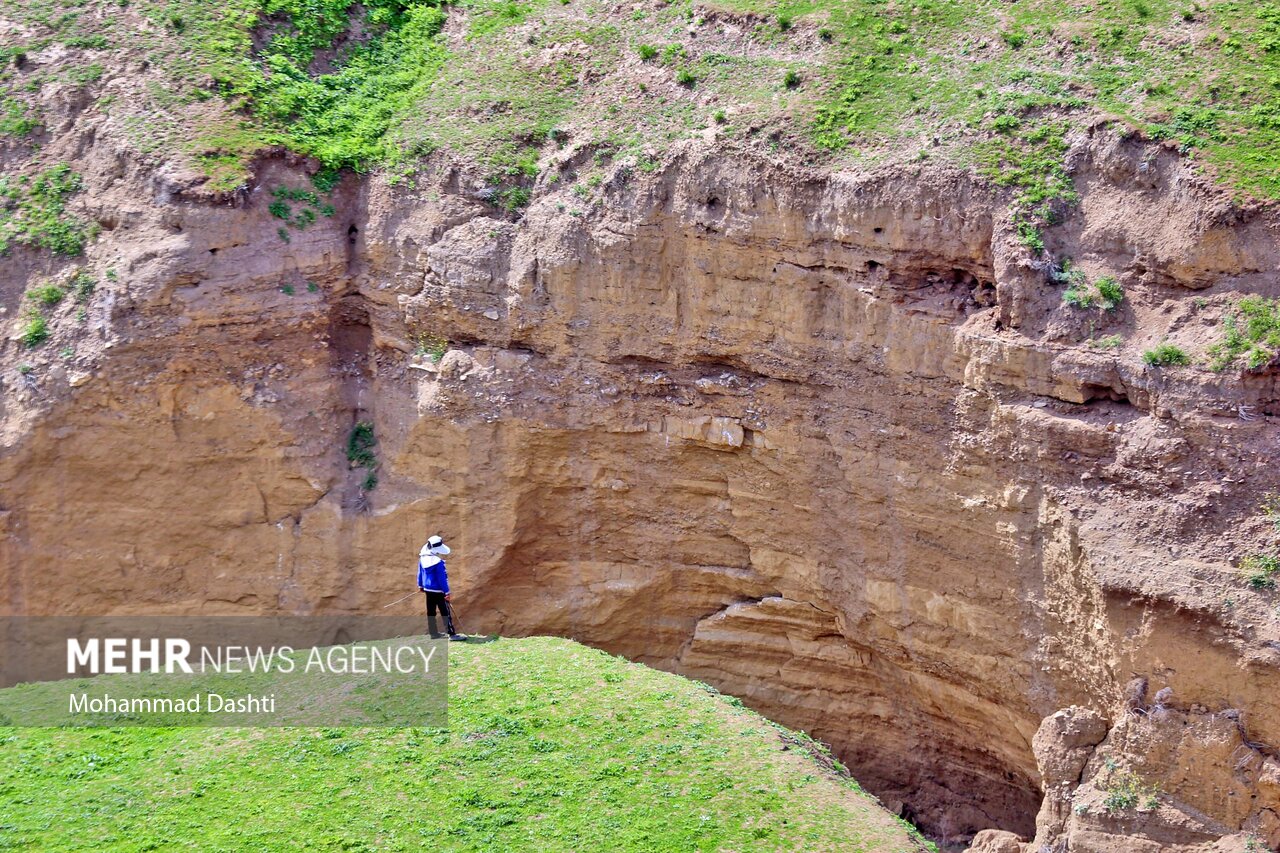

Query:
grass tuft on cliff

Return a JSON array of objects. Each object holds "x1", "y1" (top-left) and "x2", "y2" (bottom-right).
[{"x1": 0, "y1": 636, "x2": 931, "y2": 852}]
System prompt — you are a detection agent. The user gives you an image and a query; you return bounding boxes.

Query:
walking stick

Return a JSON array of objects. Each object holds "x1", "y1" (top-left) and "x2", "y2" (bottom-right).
[
  {"x1": 445, "y1": 600, "x2": 463, "y2": 635},
  {"x1": 381, "y1": 590, "x2": 420, "y2": 609}
]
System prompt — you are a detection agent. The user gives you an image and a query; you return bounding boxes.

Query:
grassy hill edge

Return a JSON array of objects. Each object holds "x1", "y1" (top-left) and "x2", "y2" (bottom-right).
[{"x1": 0, "y1": 636, "x2": 935, "y2": 852}]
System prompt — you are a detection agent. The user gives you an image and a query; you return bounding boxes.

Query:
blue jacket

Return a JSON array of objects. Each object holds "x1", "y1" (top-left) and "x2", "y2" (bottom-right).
[{"x1": 417, "y1": 556, "x2": 450, "y2": 594}]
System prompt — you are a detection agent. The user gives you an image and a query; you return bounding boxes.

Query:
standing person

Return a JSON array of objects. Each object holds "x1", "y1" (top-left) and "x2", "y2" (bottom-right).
[{"x1": 418, "y1": 535, "x2": 464, "y2": 640}]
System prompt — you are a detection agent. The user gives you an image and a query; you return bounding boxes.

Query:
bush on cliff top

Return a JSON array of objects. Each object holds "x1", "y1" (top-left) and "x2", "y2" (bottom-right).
[
  {"x1": 15, "y1": 0, "x2": 1280, "y2": 212},
  {"x1": 197, "y1": 0, "x2": 448, "y2": 177}
]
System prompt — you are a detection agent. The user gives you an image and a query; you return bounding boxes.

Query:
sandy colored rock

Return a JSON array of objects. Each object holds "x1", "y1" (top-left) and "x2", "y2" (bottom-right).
[
  {"x1": 2, "y1": 133, "x2": 1280, "y2": 849},
  {"x1": 966, "y1": 829, "x2": 1027, "y2": 853}
]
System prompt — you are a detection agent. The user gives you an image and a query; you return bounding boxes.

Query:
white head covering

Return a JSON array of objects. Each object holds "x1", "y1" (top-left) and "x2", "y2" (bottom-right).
[{"x1": 421, "y1": 534, "x2": 450, "y2": 557}]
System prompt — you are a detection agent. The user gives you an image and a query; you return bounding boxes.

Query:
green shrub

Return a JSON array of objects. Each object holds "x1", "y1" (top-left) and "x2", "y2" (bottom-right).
[
  {"x1": 1056, "y1": 263, "x2": 1122, "y2": 311},
  {"x1": 1063, "y1": 286, "x2": 1094, "y2": 308},
  {"x1": 498, "y1": 186, "x2": 531, "y2": 211},
  {"x1": 413, "y1": 332, "x2": 448, "y2": 362},
  {"x1": 347, "y1": 421, "x2": 379, "y2": 492},
  {"x1": 1002, "y1": 30, "x2": 1027, "y2": 49},
  {"x1": 713, "y1": 110, "x2": 727, "y2": 124},
  {"x1": 65, "y1": 34, "x2": 109, "y2": 49},
  {"x1": 1053, "y1": 258, "x2": 1087, "y2": 288},
  {"x1": 676, "y1": 68, "x2": 696, "y2": 87},
  {"x1": 637, "y1": 44, "x2": 657, "y2": 61},
  {"x1": 1143, "y1": 343, "x2": 1191, "y2": 366},
  {"x1": 1150, "y1": 106, "x2": 1222, "y2": 151},
  {"x1": 273, "y1": 186, "x2": 320, "y2": 205},
  {"x1": 992, "y1": 115, "x2": 1021, "y2": 134},
  {"x1": 1015, "y1": 221, "x2": 1044, "y2": 253},
  {"x1": 312, "y1": 169, "x2": 341, "y2": 193},
  {"x1": 27, "y1": 284, "x2": 65, "y2": 306},
  {"x1": 1096, "y1": 276, "x2": 1124, "y2": 309},
  {"x1": 236, "y1": 1, "x2": 449, "y2": 172},
  {"x1": 268, "y1": 200, "x2": 292, "y2": 219},
  {"x1": 0, "y1": 164, "x2": 92, "y2": 256},
  {"x1": 68, "y1": 64, "x2": 104, "y2": 85},
  {"x1": 20, "y1": 310, "x2": 48, "y2": 348},
  {"x1": 1087, "y1": 334, "x2": 1125, "y2": 350},
  {"x1": 783, "y1": 70, "x2": 801, "y2": 89},
  {"x1": 71, "y1": 271, "x2": 96, "y2": 302},
  {"x1": 1104, "y1": 785, "x2": 1137, "y2": 812},
  {"x1": 0, "y1": 98, "x2": 38, "y2": 137},
  {"x1": 778, "y1": 14, "x2": 793, "y2": 31},
  {"x1": 1102, "y1": 770, "x2": 1160, "y2": 813},
  {"x1": 1207, "y1": 296, "x2": 1280, "y2": 371},
  {"x1": 347, "y1": 421, "x2": 378, "y2": 469},
  {"x1": 1242, "y1": 554, "x2": 1280, "y2": 589}
]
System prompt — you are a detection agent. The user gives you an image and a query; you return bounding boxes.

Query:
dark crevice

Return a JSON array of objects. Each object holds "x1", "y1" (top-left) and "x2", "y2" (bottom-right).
[
  {"x1": 889, "y1": 267, "x2": 998, "y2": 317},
  {"x1": 1079, "y1": 383, "x2": 1132, "y2": 405},
  {"x1": 328, "y1": 297, "x2": 375, "y2": 513},
  {"x1": 345, "y1": 224, "x2": 361, "y2": 275}
]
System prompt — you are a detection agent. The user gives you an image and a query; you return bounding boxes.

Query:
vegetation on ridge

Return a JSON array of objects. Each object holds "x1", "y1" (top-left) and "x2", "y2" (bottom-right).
[{"x1": 6, "y1": 0, "x2": 1280, "y2": 207}]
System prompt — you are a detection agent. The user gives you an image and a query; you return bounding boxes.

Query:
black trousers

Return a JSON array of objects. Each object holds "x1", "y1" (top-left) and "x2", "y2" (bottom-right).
[{"x1": 425, "y1": 591, "x2": 455, "y2": 636}]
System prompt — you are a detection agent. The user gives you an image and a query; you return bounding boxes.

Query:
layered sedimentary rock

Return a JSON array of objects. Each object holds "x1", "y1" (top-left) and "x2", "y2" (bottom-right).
[{"x1": 3, "y1": 131, "x2": 1280, "y2": 849}]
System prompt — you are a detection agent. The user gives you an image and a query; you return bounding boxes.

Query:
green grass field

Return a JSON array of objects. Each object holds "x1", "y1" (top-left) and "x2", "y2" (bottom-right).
[{"x1": 0, "y1": 637, "x2": 931, "y2": 852}]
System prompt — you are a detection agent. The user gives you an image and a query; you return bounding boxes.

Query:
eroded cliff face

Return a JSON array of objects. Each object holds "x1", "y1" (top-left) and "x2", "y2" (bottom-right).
[{"x1": 4, "y1": 131, "x2": 1280, "y2": 850}]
